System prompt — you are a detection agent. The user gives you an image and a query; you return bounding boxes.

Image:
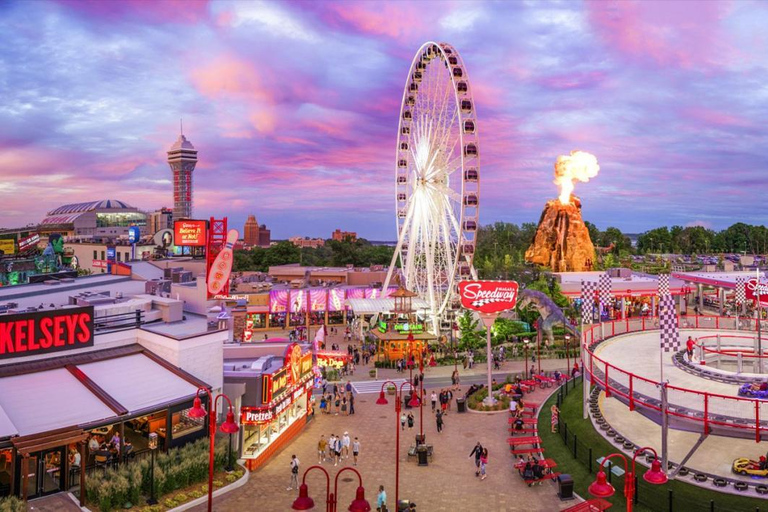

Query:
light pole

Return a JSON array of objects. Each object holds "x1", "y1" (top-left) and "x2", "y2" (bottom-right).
[
  {"x1": 757, "y1": 268, "x2": 763, "y2": 373},
  {"x1": 536, "y1": 329, "x2": 541, "y2": 376},
  {"x1": 588, "y1": 448, "x2": 667, "y2": 512},
  {"x1": 522, "y1": 338, "x2": 531, "y2": 379},
  {"x1": 564, "y1": 334, "x2": 571, "y2": 377},
  {"x1": 146, "y1": 433, "x2": 159, "y2": 505},
  {"x1": 376, "y1": 380, "x2": 416, "y2": 506},
  {"x1": 292, "y1": 465, "x2": 371, "y2": 512},
  {"x1": 188, "y1": 389, "x2": 240, "y2": 512}
]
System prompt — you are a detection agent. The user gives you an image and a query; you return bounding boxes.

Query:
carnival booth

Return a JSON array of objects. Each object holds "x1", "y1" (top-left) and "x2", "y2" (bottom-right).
[{"x1": 224, "y1": 343, "x2": 313, "y2": 471}]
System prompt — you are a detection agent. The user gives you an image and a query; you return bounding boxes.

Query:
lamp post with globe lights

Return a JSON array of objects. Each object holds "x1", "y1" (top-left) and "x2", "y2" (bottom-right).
[
  {"x1": 292, "y1": 465, "x2": 371, "y2": 512},
  {"x1": 564, "y1": 334, "x2": 571, "y2": 376},
  {"x1": 188, "y1": 388, "x2": 239, "y2": 512},
  {"x1": 375, "y1": 380, "x2": 416, "y2": 505},
  {"x1": 523, "y1": 338, "x2": 531, "y2": 379},
  {"x1": 588, "y1": 448, "x2": 667, "y2": 512}
]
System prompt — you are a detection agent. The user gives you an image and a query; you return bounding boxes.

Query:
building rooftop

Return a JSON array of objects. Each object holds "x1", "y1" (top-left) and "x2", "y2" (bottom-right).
[
  {"x1": 47, "y1": 199, "x2": 133, "y2": 216},
  {"x1": 168, "y1": 134, "x2": 196, "y2": 152}
]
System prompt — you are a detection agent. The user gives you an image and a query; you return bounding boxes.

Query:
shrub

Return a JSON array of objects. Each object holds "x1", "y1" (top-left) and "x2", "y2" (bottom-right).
[
  {"x1": 225, "y1": 473, "x2": 238, "y2": 483},
  {"x1": 175, "y1": 493, "x2": 188, "y2": 502},
  {"x1": 0, "y1": 496, "x2": 26, "y2": 512},
  {"x1": 189, "y1": 490, "x2": 204, "y2": 499},
  {"x1": 212, "y1": 479, "x2": 224, "y2": 488},
  {"x1": 163, "y1": 498, "x2": 178, "y2": 508}
]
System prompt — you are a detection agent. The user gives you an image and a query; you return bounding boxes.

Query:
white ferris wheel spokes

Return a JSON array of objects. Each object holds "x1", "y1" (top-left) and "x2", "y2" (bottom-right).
[{"x1": 384, "y1": 42, "x2": 480, "y2": 334}]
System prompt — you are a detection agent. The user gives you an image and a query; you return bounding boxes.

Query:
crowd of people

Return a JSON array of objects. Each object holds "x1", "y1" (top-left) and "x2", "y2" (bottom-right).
[{"x1": 318, "y1": 379, "x2": 356, "y2": 416}]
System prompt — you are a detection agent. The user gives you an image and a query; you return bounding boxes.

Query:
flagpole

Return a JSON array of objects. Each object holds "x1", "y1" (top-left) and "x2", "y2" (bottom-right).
[{"x1": 757, "y1": 268, "x2": 763, "y2": 373}]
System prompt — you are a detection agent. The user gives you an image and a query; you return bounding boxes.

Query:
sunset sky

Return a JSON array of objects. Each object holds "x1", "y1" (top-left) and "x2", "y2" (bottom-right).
[{"x1": 1, "y1": 0, "x2": 767, "y2": 239}]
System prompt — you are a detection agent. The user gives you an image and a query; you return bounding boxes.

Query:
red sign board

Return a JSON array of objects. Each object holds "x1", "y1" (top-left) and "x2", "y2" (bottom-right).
[
  {"x1": 458, "y1": 280, "x2": 519, "y2": 314},
  {"x1": 0, "y1": 306, "x2": 95, "y2": 360},
  {"x1": 92, "y1": 260, "x2": 107, "y2": 269},
  {"x1": 174, "y1": 220, "x2": 208, "y2": 246},
  {"x1": 745, "y1": 278, "x2": 768, "y2": 306}
]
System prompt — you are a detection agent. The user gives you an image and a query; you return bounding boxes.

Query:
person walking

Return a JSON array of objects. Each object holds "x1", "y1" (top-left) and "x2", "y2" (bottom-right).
[
  {"x1": 341, "y1": 396, "x2": 348, "y2": 415},
  {"x1": 349, "y1": 393, "x2": 356, "y2": 415},
  {"x1": 469, "y1": 442, "x2": 484, "y2": 477},
  {"x1": 400, "y1": 412, "x2": 407, "y2": 431},
  {"x1": 318, "y1": 435, "x2": 327, "y2": 464},
  {"x1": 334, "y1": 435, "x2": 342, "y2": 466},
  {"x1": 288, "y1": 454, "x2": 300, "y2": 490},
  {"x1": 436, "y1": 409, "x2": 444, "y2": 433},
  {"x1": 447, "y1": 389, "x2": 453, "y2": 412},
  {"x1": 352, "y1": 437, "x2": 361, "y2": 466},
  {"x1": 342, "y1": 432, "x2": 351, "y2": 459},
  {"x1": 407, "y1": 412, "x2": 414, "y2": 430},
  {"x1": 430, "y1": 391, "x2": 437, "y2": 412},
  {"x1": 479, "y1": 448, "x2": 488, "y2": 480},
  {"x1": 376, "y1": 485, "x2": 387, "y2": 512}
]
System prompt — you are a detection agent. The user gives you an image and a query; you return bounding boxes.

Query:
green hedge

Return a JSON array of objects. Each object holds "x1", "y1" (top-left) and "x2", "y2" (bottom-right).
[{"x1": 85, "y1": 436, "x2": 227, "y2": 512}]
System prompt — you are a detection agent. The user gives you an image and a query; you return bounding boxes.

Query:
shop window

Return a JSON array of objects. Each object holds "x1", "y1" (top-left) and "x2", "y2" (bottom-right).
[
  {"x1": 93, "y1": 250, "x2": 97, "y2": 259},
  {"x1": 170, "y1": 407, "x2": 204, "y2": 440},
  {"x1": 0, "y1": 448, "x2": 11, "y2": 497},
  {"x1": 117, "y1": 252, "x2": 121, "y2": 262}
]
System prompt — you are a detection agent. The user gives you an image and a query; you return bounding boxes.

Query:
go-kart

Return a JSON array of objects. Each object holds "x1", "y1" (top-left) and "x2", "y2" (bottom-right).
[
  {"x1": 732, "y1": 457, "x2": 768, "y2": 477},
  {"x1": 737, "y1": 383, "x2": 768, "y2": 399}
]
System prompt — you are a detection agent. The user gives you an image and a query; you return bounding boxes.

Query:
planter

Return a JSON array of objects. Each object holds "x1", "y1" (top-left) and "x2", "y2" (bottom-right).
[
  {"x1": 387, "y1": 386, "x2": 396, "y2": 395},
  {"x1": 369, "y1": 369, "x2": 377, "y2": 379}
]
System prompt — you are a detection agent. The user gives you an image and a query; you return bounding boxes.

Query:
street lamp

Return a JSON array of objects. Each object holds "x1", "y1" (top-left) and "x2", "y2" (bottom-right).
[
  {"x1": 376, "y1": 380, "x2": 416, "y2": 505},
  {"x1": 588, "y1": 448, "x2": 667, "y2": 512},
  {"x1": 146, "y1": 433, "x2": 159, "y2": 505},
  {"x1": 189, "y1": 388, "x2": 240, "y2": 512},
  {"x1": 523, "y1": 338, "x2": 530, "y2": 379},
  {"x1": 292, "y1": 465, "x2": 371, "y2": 512},
  {"x1": 564, "y1": 334, "x2": 571, "y2": 376}
]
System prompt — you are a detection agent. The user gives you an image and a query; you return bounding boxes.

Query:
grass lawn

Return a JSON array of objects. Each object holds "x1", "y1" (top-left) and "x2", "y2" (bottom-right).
[{"x1": 537, "y1": 379, "x2": 768, "y2": 512}]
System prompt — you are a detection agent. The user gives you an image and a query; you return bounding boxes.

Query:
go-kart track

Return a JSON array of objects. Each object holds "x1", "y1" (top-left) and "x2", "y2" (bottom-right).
[{"x1": 583, "y1": 317, "x2": 768, "y2": 485}]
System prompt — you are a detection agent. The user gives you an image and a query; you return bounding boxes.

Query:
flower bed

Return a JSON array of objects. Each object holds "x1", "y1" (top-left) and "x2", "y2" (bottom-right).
[
  {"x1": 0, "y1": 496, "x2": 25, "y2": 512},
  {"x1": 466, "y1": 378, "x2": 514, "y2": 412}
]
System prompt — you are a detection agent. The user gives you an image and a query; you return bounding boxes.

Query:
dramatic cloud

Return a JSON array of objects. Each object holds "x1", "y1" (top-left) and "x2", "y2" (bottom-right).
[{"x1": 0, "y1": 0, "x2": 767, "y2": 239}]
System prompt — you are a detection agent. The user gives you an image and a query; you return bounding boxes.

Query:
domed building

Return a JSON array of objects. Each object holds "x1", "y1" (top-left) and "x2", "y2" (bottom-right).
[{"x1": 40, "y1": 199, "x2": 147, "y2": 241}]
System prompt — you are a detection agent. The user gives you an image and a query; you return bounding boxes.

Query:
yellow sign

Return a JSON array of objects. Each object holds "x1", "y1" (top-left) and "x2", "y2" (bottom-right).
[{"x1": 0, "y1": 240, "x2": 15, "y2": 255}]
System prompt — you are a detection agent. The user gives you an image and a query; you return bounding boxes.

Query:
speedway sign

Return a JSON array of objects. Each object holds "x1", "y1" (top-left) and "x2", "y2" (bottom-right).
[
  {"x1": 745, "y1": 278, "x2": 768, "y2": 307},
  {"x1": 458, "y1": 280, "x2": 519, "y2": 314}
]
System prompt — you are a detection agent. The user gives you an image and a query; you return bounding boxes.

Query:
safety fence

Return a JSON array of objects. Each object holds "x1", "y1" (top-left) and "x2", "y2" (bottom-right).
[
  {"x1": 582, "y1": 316, "x2": 768, "y2": 442},
  {"x1": 556, "y1": 380, "x2": 767, "y2": 512}
]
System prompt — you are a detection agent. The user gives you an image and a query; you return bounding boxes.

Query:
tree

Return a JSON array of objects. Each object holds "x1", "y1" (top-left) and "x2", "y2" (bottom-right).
[{"x1": 456, "y1": 310, "x2": 485, "y2": 352}]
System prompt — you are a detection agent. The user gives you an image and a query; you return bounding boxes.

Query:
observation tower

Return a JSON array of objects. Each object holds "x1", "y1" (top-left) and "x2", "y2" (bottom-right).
[{"x1": 167, "y1": 131, "x2": 198, "y2": 220}]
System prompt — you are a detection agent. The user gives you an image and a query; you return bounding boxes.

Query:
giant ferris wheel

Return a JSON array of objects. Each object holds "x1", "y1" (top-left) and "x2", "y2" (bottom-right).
[{"x1": 383, "y1": 41, "x2": 480, "y2": 333}]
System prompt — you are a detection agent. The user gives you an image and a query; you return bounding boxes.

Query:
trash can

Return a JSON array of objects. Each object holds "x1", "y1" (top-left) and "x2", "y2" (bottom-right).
[
  {"x1": 416, "y1": 445, "x2": 429, "y2": 466},
  {"x1": 456, "y1": 398, "x2": 466, "y2": 413},
  {"x1": 415, "y1": 434, "x2": 425, "y2": 446},
  {"x1": 557, "y1": 474, "x2": 574, "y2": 500}
]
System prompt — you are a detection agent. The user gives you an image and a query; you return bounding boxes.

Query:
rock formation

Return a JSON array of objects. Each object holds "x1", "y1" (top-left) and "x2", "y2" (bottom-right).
[{"x1": 525, "y1": 195, "x2": 595, "y2": 272}]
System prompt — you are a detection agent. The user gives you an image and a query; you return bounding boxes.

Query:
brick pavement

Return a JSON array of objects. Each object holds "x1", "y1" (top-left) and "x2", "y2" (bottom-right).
[{"x1": 195, "y1": 385, "x2": 570, "y2": 512}]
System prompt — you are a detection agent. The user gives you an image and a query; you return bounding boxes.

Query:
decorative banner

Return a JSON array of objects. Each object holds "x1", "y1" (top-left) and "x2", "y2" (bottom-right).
[
  {"x1": 346, "y1": 288, "x2": 366, "y2": 300},
  {"x1": 580, "y1": 280, "x2": 597, "y2": 324},
  {"x1": 458, "y1": 280, "x2": 519, "y2": 314},
  {"x1": 310, "y1": 289, "x2": 328, "y2": 312},
  {"x1": 270, "y1": 290, "x2": 289, "y2": 313},
  {"x1": 735, "y1": 277, "x2": 746, "y2": 306},
  {"x1": 0, "y1": 306, "x2": 94, "y2": 360},
  {"x1": 328, "y1": 289, "x2": 345, "y2": 312},
  {"x1": 174, "y1": 220, "x2": 208, "y2": 246},
  {"x1": 290, "y1": 289, "x2": 306, "y2": 312},
  {"x1": 207, "y1": 229, "x2": 238, "y2": 297},
  {"x1": 598, "y1": 273, "x2": 612, "y2": 309},
  {"x1": 657, "y1": 274, "x2": 670, "y2": 297},
  {"x1": 659, "y1": 293, "x2": 680, "y2": 353}
]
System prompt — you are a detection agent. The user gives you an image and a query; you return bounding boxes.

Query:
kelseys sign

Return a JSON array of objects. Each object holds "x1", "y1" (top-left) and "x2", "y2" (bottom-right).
[
  {"x1": 458, "y1": 280, "x2": 519, "y2": 314},
  {"x1": 0, "y1": 306, "x2": 95, "y2": 360}
]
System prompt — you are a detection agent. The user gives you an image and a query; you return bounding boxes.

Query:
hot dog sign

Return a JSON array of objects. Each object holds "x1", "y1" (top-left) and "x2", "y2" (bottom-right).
[{"x1": 458, "y1": 280, "x2": 519, "y2": 314}]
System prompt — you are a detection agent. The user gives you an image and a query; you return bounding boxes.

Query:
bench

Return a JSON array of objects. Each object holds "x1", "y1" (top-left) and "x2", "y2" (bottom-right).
[
  {"x1": 508, "y1": 427, "x2": 538, "y2": 435},
  {"x1": 514, "y1": 458, "x2": 557, "y2": 471},
  {"x1": 508, "y1": 417, "x2": 537, "y2": 424},
  {"x1": 563, "y1": 498, "x2": 613, "y2": 511},
  {"x1": 507, "y1": 436, "x2": 541, "y2": 448},
  {"x1": 510, "y1": 447, "x2": 545, "y2": 455},
  {"x1": 524, "y1": 472, "x2": 561, "y2": 486}
]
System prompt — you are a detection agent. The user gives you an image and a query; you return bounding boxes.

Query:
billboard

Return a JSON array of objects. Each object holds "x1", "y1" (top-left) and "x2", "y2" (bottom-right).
[
  {"x1": 0, "y1": 306, "x2": 95, "y2": 361},
  {"x1": 174, "y1": 220, "x2": 208, "y2": 246},
  {"x1": 128, "y1": 226, "x2": 141, "y2": 244},
  {"x1": 18, "y1": 233, "x2": 40, "y2": 252},
  {"x1": 0, "y1": 239, "x2": 15, "y2": 255},
  {"x1": 458, "y1": 280, "x2": 519, "y2": 314}
]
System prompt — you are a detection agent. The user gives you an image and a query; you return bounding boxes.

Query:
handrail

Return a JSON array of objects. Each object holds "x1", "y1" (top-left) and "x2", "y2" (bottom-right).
[{"x1": 581, "y1": 315, "x2": 768, "y2": 442}]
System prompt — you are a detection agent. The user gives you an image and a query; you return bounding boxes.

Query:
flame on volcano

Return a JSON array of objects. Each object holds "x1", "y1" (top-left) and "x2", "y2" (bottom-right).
[{"x1": 554, "y1": 150, "x2": 600, "y2": 205}]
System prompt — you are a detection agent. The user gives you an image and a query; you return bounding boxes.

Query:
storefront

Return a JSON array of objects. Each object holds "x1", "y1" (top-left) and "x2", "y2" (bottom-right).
[
  {"x1": 225, "y1": 343, "x2": 313, "y2": 470},
  {"x1": 0, "y1": 306, "x2": 211, "y2": 502}
]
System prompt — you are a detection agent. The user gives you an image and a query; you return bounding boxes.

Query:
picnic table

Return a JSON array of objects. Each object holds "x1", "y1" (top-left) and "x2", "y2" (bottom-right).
[
  {"x1": 563, "y1": 498, "x2": 612, "y2": 511},
  {"x1": 508, "y1": 417, "x2": 537, "y2": 424},
  {"x1": 507, "y1": 436, "x2": 541, "y2": 448}
]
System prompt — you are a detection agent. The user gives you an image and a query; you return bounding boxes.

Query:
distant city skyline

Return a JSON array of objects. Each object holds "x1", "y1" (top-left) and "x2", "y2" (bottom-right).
[{"x1": 1, "y1": 1, "x2": 768, "y2": 239}]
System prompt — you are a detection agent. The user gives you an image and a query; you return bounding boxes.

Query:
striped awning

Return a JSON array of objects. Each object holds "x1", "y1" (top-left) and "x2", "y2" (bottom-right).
[{"x1": 345, "y1": 297, "x2": 430, "y2": 315}]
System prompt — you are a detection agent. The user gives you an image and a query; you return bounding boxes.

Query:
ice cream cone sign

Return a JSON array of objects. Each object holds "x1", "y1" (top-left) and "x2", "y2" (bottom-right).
[{"x1": 207, "y1": 229, "x2": 238, "y2": 296}]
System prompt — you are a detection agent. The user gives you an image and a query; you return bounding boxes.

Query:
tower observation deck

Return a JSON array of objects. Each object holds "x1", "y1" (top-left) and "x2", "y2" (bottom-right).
[{"x1": 167, "y1": 133, "x2": 198, "y2": 220}]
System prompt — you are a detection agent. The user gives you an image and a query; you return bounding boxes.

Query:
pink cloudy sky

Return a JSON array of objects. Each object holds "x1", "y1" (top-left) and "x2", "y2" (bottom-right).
[{"x1": 1, "y1": 0, "x2": 768, "y2": 239}]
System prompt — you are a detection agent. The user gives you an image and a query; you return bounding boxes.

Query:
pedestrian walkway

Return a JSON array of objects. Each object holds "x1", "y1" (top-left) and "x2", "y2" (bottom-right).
[{"x1": 352, "y1": 379, "x2": 407, "y2": 394}]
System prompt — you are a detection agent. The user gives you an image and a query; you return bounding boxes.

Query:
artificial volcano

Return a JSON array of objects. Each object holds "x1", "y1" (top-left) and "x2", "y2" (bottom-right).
[{"x1": 525, "y1": 195, "x2": 595, "y2": 272}]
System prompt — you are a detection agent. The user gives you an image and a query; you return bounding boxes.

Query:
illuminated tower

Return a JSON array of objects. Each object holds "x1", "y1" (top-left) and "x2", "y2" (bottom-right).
[{"x1": 167, "y1": 132, "x2": 198, "y2": 220}]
